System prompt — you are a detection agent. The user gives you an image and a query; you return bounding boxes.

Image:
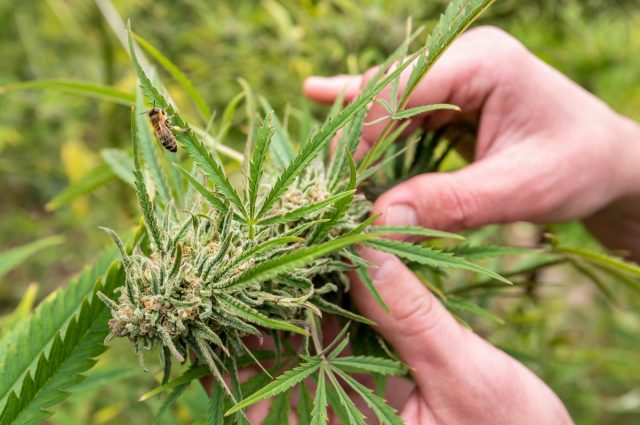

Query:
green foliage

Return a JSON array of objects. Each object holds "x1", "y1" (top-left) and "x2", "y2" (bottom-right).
[
  {"x1": 364, "y1": 238, "x2": 512, "y2": 284},
  {"x1": 131, "y1": 110, "x2": 163, "y2": 252},
  {"x1": 132, "y1": 33, "x2": 211, "y2": 121},
  {"x1": 0, "y1": 80, "x2": 134, "y2": 105},
  {"x1": 1, "y1": 0, "x2": 640, "y2": 424},
  {"x1": 134, "y1": 87, "x2": 172, "y2": 205},
  {"x1": 373, "y1": 225, "x2": 465, "y2": 240},
  {"x1": 392, "y1": 103, "x2": 461, "y2": 120},
  {"x1": 247, "y1": 113, "x2": 274, "y2": 224},
  {"x1": 333, "y1": 368, "x2": 404, "y2": 425},
  {"x1": 0, "y1": 252, "x2": 121, "y2": 424},
  {"x1": 226, "y1": 359, "x2": 321, "y2": 415},
  {"x1": 45, "y1": 164, "x2": 115, "y2": 211},
  {"x1": 0, "y1": 236, "x2": 64, "y2": 281},
  {"x1": 216, "y1": 294, "x2": 308, "y2": 336}
]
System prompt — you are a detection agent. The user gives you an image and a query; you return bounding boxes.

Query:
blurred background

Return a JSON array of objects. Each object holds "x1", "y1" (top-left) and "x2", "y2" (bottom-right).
[{"x1": 0, "y1": 0, "x2": 639, "y2": 423}]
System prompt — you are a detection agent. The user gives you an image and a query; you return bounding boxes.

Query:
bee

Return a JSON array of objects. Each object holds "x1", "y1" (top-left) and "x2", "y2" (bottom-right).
[{"x1": 148, "y1": 108, "x2": 178, "y2": 152}]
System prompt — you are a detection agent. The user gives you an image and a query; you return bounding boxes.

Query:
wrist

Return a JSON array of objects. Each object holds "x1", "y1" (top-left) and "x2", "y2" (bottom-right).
[
  {"x1": 583, "y1": 116, "x2": 640, "y2": 261},
  {"x1": 616, "y1": 116, "x2": 640, "y2": 197}
]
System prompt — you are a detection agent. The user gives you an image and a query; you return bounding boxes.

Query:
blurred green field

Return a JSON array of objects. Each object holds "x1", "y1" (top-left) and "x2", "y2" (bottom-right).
[{"x1": 1, "y1": 1, "x2": 639, "y2": 424}]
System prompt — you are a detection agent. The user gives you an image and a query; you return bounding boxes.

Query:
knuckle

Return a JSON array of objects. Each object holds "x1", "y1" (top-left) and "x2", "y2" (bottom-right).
[
  {"x1": 448, "y1": 181, "x2": 480, "y2": 229},
  {"x1": 462, "y1": 26, "x2": 528, "y2": 59},
  {"x1": 392, "y1": 288, "x2": 442, "y2": 340},
  {"x1": 413, "y1": 176, "x2": 480, "y2": 231}
]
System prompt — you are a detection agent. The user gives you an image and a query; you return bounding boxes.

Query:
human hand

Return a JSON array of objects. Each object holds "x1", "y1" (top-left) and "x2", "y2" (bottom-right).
[
  {"x1": 201, "y1": 257, "x2": 574, "y2": 425},
  {"x1": 347, "y1": 248, "x2": 574, "y2": 424},
  {"x1": 304, "y1": 26, "x2": 640, "y2": 260}
]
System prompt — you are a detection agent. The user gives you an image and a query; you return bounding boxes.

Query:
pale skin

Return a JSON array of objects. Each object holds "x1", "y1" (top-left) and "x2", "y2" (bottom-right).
[
  {"x1": 301, "y1": 26, "x2": 640, "y2": 424},
  {"x1": 204, "y1": 26, "x2": 640, "y2": 423}
]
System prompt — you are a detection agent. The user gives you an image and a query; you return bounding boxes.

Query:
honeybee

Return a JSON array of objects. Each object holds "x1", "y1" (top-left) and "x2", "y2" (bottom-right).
[{"x1": 148, "y1": 108, "x2": 178, "y2": 152}]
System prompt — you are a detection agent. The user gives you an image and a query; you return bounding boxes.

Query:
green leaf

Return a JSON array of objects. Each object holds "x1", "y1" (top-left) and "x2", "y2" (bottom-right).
[
  {"x1": 216, "y1": 294, "x2": 309, "y2": 336},
  {"x1": 257, "y1": 43, "x2": 433, "y2": 221},
  {"x1": 260, "y1": 98, "x2": 295, "y2": 170},
  {"x1": 216, "y1": 91, "x2": 246, "y2": 142},
  {"x1": 0, "y1": 249, "x2": 118, "y2": 411},
  {"x1": 127, "y1": 23, "x2": 245, "y2": 217},
  {"x1": 98, "y1": 227, "x2": 129, "y2": 265},
  {"x1": 0, "y1": 236, "x2": 64, "y2": 281},
  {"x1": 297, "y1": 382, "x2": 313, "y2": 425},
  {"x1": 219, "y1": 233, "x2": 374, "y2": 291},
  {"x1": 138, "y1": 366, "x2": 209, "y2": 402},
  {"x1": 450, "y1": 244, "x2": 537, "y2": 260},
  {"x1": 255, "y1": 134, "x2": 329, "y2": 220},
  {"x1": 263, "y1": 391, "x2": 290, "y2": 425},
  {"x1": 0, "y1": 262, "x2": 124, "y2": 425},
  {"x1": 360, "y1": 0, "x2": 494, "y2": 171},
  {"x1": 327, "y1": 337, "x2": 351, "y2": 361},
  {"x1": 445, "y1": 297, "x2": 506, "y2": 325},
  {"x1": 226, "y1": 359, "x2": 321, "y2": 415},
  {"x1": 257, "y1": 190, "x2": 355, "y2": 226},
  {"x1": 45, "y1": 164, "x2": 115, "y2": 211},
  {"x1": 332, "y1": 368, "x2": 404, "y2": 425},
  {"x1": 248, "y1": 113, "x2": 274, "y2": 220},
  {"x1": 571, "y1": 262, "x2": 617, "y2": 302},
  {"x1": 174, "y1": 165, "x2": 229, "y2": 215},
  {"x1": 357, "y1": 143, "x2": 412, "y2": 183},
  {"x1": 133, "y1": 33, "x2": 211, "y2": 120},
  {"x1": 230, "y1": 236, "x2": 304, "y2": 267},
  {"x1": 135, "y1": 86, "x2": 172, "y2": 205},
  {"x1": 132, "y1": 109, "x2": 163, "y2": 252},
  {"x1": 372, "y1": 225, "x2": 465, "y2": 241},
  {"x1": 0, "y1": 284, "x2": 38, "y2": 336},
  {"x1": 591, "y1": 264, "x2": 640, "y2": 293},
  {"x1": 176, "y1": 127, "x2": 247, "y2": 219},
  {"x1": 312, "y1": 297, "x2": 377, "y2": 326},
  {"x1": 325, "y1": 368, "x2": 366, "y2": 425},
  {"x1": 389, "y1": 22, "x2": 415, "y2": 113},
  {"x1": 309, "y1": 369, "x2": 328, "y2": 425},
  {"x1": 100, "y1": 148, "x2": 135, "y2": 187},
  {"x1": 205, "y1": 379, "x2": 225, "y2": 425},
  {"x1": 324, "y1": 374, "x2": 351, "y2": 425},
  {"x1": 330, "y1": 356, "x2": 406, "y2": 376},
  {"x1": 0, "y1": 80, "x2": 134, "y2": 105},
  {"x1": 392, "y1": 103, "x2": 460, "y2": 120},
  {"x1": 356, "y1": 267, "x2": 391, "y2": 313},
  {"x1": 399, "y1": 0, "x2": 496, "y2": 109},
  {"x1": 358, "y1": 121, "x2": 410, "y2": 173},
  {"x1": 127, "y1": 23, "x2": 169, "y2": 112},
  {"x1": 555, "y1": 245, "x2": 640, "y2": 277},
  {"x1": 70, "y1": 367, "x2": 138, "y2": 393},
  {"x1": 309, "y1": 150, "x2": 357, "y2": 243},
  {"x1": 152, "y1": 383, "x2": 188, "y2": 425},
  {"x1": 364, "y1": 238, "x2": 512, "y2": 285},
  {"x1": 327, "y1": 109, "x2": 366, "y2": 191}
]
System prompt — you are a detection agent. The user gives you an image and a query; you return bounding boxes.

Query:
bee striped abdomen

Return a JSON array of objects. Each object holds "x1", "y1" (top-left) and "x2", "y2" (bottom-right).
[
  {"x1": 157, "y1": 128, "x2": 177, "y2": 152},
  {"x1": 148, "y1": 108, "x2": 178, "y2": 153}
]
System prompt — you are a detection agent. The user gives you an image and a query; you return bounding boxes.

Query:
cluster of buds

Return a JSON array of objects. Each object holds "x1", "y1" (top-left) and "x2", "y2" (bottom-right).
[{"x1": 99, "y1": 159, "x2": 371, "y2": 383}]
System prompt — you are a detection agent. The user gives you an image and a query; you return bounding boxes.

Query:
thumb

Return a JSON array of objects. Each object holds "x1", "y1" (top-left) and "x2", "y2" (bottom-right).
[
  {"x1": 351, "y1": 248, "x2": 575, "y2": 424},
  {"x1": 374, "y1": 144, "x2": 555, "y2": 231},
  {"x1": 348, "y1": 247, "x2": 471, "y2": 392}
]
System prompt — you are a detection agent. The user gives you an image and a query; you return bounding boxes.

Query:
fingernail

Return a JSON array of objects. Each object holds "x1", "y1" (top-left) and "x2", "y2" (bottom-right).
[
  {"x1": 373, "y1": 256, "x2": 398, "y2": 281},
  {"x1": 384, "y1": 204, "x2": 418, "y2": 226},
  {"x1": 304, "y1": 76, "x2": 336, "y2": 90}
]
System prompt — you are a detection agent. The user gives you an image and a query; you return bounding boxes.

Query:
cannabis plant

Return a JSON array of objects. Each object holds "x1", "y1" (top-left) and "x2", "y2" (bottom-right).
[
  {"x1": 91, "y1": 1, "x2": 512, "y2": 422},
  {"x1": 3, "y1": 0, "x2": 640, "y2": 424}
]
